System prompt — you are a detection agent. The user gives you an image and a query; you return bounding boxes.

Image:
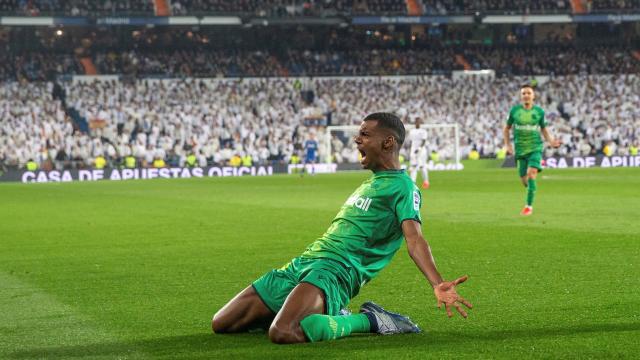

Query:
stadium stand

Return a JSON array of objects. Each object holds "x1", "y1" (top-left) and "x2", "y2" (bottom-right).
[
  {"x1": 1, "y1": 0, "x2": 639, "y2": 16},
  {"x1": 1, "y1": 75, "x2": 638, "y2": 170},
  {"x1": 1, "y1": 46, "x2": 637, "y2": 81},
  {"x1": 0, "y1": 0, "x2": 154, "y2": 15},
  {"x1": 171, "y1": 0, "x2": 407, "y2": 16},
  {"x1": 0, "y1": 52, "x2": 82, "y2": 81},
  {"x1": 421, "y1": 0, "x2": 572, "y2": 14},
  {"x1": 0, "y1": 4, "x2": 638, "y2": 170},
  {"x1": 0, "y1": 0, "x2": 406, "y2": 16},
  {"x1": 589, "y1": 0, "x2": 640, "y2": 11}
]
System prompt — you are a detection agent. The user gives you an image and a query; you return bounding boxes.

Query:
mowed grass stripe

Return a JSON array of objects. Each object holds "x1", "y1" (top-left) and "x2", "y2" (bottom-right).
[{"x1": 0, "y1": 272, "x2": 149, "y2": 359}]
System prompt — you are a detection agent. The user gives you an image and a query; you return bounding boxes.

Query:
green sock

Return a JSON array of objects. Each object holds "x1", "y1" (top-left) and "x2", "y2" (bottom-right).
[
  {"x1": 527, "y1": 178, "x2": 537, "y2": 206},
  {"x1": 299, "y1": 314, "x2": 370, "y2": 342}
]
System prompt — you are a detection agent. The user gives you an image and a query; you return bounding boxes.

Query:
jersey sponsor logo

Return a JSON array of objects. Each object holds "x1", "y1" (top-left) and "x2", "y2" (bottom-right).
[
  {"x1": 413, "y1": 190, "x2": 420, "y2": 211},
  {"x1": 514, "y1": 124, "x2": 540, "y2": 132},
  {"x1": 345, "y1": 194, "x2": 372, "y2": 211}
]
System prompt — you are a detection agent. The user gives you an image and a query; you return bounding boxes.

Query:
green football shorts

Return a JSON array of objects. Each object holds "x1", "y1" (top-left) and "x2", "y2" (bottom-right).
[
  {"x1": 517, "y1": 151, "x2": 543, "y2": 177},
  {"x1": 252, "y1": 256, "x2": 356, "y2": 316}
]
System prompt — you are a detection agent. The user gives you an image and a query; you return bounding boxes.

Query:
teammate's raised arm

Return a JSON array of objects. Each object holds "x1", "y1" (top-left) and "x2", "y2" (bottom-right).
[{"x1": 401, "y1": 220, "x2": 472, "y2": 318}]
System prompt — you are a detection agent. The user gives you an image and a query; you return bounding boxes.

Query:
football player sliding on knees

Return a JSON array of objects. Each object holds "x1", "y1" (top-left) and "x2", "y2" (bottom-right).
[{"x1": 212, "y1": 112, "x2": 472, "y2": 344}]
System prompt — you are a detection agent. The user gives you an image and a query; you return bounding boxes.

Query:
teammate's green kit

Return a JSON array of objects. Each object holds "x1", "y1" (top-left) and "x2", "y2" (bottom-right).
[
  {"x1": 253, "y1": 169, "x2": 422, "y2": 316},
  {"x1": 507, "y1": 104, "x2": 546, "y2": 176},
  {"x1": 507, "y1": 104, "x2": 547, "y2": 207}
]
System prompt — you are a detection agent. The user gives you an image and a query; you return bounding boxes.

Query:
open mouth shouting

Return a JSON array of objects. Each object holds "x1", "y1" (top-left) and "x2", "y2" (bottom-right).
[{"x1": 358, "y1": 147, "x2": 367, "y2": 164}]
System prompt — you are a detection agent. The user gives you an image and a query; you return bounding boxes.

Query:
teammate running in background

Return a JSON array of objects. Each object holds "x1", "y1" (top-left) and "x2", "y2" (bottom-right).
[
  {"x1": 504, "y1": 84, "x2": 561, "y2": 216},
  {"x1": 212, "y1": 112, "x2": 472, "y2": 344},
  {"x1": 408, "y1": 117, "x2": 430, "y2": 189},
  {"x1": 302, "y1": 133, "x2": 318, "y2": 176}
]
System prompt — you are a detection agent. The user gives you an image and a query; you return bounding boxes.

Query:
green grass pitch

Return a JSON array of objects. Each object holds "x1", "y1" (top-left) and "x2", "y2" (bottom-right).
[{"x1": 1, "y1": 165, "x2": 639, "y2": 359}]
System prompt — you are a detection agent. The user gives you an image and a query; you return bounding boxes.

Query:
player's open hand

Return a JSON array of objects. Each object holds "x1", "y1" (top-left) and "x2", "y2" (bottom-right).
[
  {"x1": 434, "y1": 276, "x2": 473, "y2": 318},
  {"x1": 550, "y1": 138, "x2": 562, "y2": 148}
]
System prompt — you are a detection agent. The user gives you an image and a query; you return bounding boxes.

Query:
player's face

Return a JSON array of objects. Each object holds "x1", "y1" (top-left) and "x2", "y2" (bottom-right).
[
  {"x1": 354, "y1": 120, "x2": 384, "y2": 170},
  {"x1": 520, "y1": 87, "x2": 535, "y2": 104}
]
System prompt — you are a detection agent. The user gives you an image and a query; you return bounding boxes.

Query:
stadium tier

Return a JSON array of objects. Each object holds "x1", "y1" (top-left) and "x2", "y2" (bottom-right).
[
  {"x1": 0, "y1": 0, "x2": 155, "y2": 16},
  {"x1": 2, "y1": 46, "x2": 636, "y2": 81},
  {"x1": 0, "y1": 15, "x2": 639, "y2": 171},
  {"x1": 1, "y1": 19, "x2": 638, "y2": 80},
  {"x1": 171, "y1": 0, "x2": 407, "y2": 16},
  {"x1": 0, "y1": 0, "x2": 406, "y2": 16},
  {"x1": 1, "y1": 0, "x2": 640, "y2": 16},
  {"x1": 1, "y1": 75, "x2": 638, "y2": 170}
]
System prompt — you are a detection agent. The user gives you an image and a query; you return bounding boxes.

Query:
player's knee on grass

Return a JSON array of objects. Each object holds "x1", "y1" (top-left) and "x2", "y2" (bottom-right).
[
  {"x1": 212, "y1": 308, "x2": 269, "y2": 334},
  {"x1": 268, "y1": 321, "x2": 305, "y2": 344},
  {"x1": 211, "y1": 311, "x2": 230, "y2": 333},
  {"x1": 211, "y1": 307, "x2": 253, "y2": 334}
]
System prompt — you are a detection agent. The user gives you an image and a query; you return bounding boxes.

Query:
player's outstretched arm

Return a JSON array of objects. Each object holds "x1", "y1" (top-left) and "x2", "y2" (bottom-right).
[
  {"x1": 402, "y1": 220, "x2": 473, "y2": 318},
  {"x1": 541, "y1": 127, "x2": 561, "y2": 148},
  {"x1": 503, "y1": 125, "x2": 513, "y2": 155}
]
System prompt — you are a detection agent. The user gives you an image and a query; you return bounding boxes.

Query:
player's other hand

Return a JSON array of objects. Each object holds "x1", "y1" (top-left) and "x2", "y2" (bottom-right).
[
  {"x1": 434, "y1": 275, "x2": 473, "y2": 318},
  {"x1": 505, "y1": 144, "x2": 513, "y2": 155},
  {"x1": 550, "y1": 138, "x2": 562, "y2": 148}
]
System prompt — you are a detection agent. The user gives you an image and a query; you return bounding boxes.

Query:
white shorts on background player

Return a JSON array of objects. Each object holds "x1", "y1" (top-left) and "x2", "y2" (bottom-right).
[
  {"x1": 410, "y1": 147, "x2": 428, "y2": 167},
  {"x1": 408, "y1": 128, "x2": 428, "y2": 167}
]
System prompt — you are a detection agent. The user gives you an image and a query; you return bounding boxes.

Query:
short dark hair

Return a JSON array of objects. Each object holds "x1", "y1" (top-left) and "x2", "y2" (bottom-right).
[
  {"x1": 363, "y1": 112, "x2": 405, "y2": 146},
  {"x1": 521, "y1": 84, "x2": 535, "y2": 90}
]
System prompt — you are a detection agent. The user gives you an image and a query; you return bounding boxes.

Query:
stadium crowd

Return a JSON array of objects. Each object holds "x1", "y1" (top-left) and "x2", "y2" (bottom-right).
[
  {"x1": 1, "y1": 46, "x2": 637, "y2": 82},
  {"x1": 590, "y1": 0, "x2": 640, "y2": 11},
  {"x1": 171, "y1": 0, "x2": 405, "y2": 16},
  {"x1": 0, "y1": 0, "x2": 406, "y2": 16},
  {"x1": 2, "y1": 0, "x2": 639, "y2": 16},
  {"x1": 0, "y1": 52, "x2": 82, "y2": 82},
  {"x1": 91, "y1": 48, "x2": 463, "y2": 78},
  {"x1": 1, "y1": 74, "x2": 638, "y2": 170},
  {"x1": 0, "y1": 0, "x2": 154, "y2": 16},
  {"x1": 421, "y1": 0, "x2": 571, "y2": 15}
]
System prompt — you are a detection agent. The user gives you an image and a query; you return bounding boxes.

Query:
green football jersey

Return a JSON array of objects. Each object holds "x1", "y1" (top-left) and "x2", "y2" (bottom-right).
[
  {"x1": 301, "y1": 169, "x2": 422, "y2": 292},
  {"x1": 507, "y1": 104, "x2": 547, "y2": 156}
]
